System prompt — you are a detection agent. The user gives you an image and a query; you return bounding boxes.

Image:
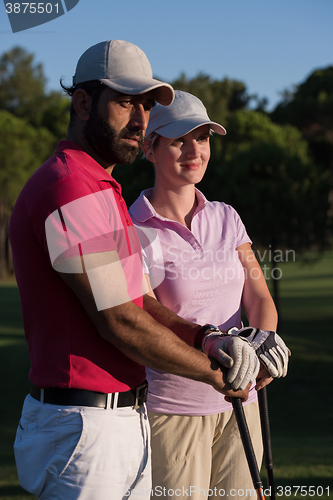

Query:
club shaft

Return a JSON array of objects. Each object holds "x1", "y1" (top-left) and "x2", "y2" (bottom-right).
[
  {"x1": 258, "y1": 386, "x2": 275, "y2": 500},
  {"x1": 232, "y1": 397, "x2": 264, "y2": 496}
]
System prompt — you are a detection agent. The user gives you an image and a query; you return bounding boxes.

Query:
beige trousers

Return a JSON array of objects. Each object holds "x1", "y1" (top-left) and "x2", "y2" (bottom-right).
[{"x1": 148, "y1": 401, "x2": 263, "y2": 500}]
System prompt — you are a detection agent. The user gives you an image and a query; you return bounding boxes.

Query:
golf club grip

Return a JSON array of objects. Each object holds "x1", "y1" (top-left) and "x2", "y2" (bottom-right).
[
  {"x1": 232, "y1": 397, "x2": 263, "y2": 491},
  {"x1": 258, "y1": 387, "x2": 273, "y2": 470},
  {"x1": 258, "y1": 387, "x2": 275, "y2": 500}
]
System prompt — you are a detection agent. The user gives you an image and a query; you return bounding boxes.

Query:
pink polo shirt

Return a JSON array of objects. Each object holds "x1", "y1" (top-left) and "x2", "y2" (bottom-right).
[
  {"x1": 130, "y1": 188, "x2": 257, "y2": 415},
  {"x1": 9, "y1": 141, "x2": 145, "y2": 393}
]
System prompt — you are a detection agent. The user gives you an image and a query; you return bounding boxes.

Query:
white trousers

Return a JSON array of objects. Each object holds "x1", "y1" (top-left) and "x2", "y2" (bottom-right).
[{"x1": 14, "y1": 395, "x2": 151, "y2": 499}]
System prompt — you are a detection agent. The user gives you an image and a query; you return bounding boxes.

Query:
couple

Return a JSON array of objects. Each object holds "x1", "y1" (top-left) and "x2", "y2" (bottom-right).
[{"x1": 9, "y1": 40, "x2": 290, "y2": 500}]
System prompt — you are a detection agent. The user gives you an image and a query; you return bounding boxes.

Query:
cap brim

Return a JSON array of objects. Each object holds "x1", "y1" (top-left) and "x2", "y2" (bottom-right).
[
  {"x1": 100, "y1": 76, "x2": 174, "y2": 106},
  {"x1": 151, "y1": 117, "x2": 226, "y2": 138}
]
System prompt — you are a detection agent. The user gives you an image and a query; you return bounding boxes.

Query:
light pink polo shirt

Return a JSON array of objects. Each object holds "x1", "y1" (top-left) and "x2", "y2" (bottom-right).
[{"x1": 130, "y1": 188, "x2": 258, "y2": 415}]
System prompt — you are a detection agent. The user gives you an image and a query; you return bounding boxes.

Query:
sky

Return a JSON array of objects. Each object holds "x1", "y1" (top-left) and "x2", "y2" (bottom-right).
[{"x1": 0, "y1": 0, "x2": 333, "y2": 110}]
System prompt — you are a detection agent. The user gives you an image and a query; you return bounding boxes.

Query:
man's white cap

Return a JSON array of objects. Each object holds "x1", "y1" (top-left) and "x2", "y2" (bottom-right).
[
  {"x1": 73, "y1": 40, "x2": 174, "y2": 106},
  {"x1": 146, "y1": 90, "x2": 226, "y2": 138}
]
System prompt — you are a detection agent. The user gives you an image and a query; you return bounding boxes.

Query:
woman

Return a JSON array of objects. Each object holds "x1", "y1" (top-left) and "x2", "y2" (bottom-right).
[{"x1": 129, "y1": 91, "x2": 286, "y2": 499}]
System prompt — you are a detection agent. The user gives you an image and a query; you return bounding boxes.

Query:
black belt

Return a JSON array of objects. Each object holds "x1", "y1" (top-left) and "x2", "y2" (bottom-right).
[{"x1": 30, "y1": 381, "x2": 148, "y2": 409}]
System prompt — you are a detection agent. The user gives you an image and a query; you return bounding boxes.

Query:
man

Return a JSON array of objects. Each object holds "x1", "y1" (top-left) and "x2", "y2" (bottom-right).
[{"x1": 9, "y1": 40, "x2": 258, "y2": 500}]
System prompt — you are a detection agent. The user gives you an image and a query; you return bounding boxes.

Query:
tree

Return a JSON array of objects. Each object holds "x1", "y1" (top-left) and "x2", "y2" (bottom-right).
[
  {"x1": 114, "y1": 73, "x2": 254, "y2": 205},
  {"x1": 39, "y1": 90, "x2": 71, "y2": 144},
  {"x1": 272, "y1": 66, "x2": 333, "y2": 165},
  {"x1": 272, "y1": 66, "x2": 333, "y2": 226},
  {"x1": 0, "y1": 46, "x2": 47, "y2": 123},
  {"x1": 0, "y1": 110, "x2": 54, "y2": 278},
  {"x1": 0, "y1": 46, "x2": 70, "y2": 276},
  {"x1": 199, "y1": 110, "x2": 330, "y2": 317},
  {"x1": 0, "y1": 46, "x2": 70, "y2": 137},
  {"x1": 171, "y1": 72, "x2": 251, "y2": 121}
]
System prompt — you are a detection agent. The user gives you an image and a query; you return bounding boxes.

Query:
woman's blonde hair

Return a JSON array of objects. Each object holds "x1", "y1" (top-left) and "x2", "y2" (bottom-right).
[{"x1": 142, "y1": 132, "x2": 160, "y2": 161}]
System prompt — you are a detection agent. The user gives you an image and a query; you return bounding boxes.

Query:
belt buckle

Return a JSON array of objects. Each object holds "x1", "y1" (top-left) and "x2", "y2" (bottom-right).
[{"x1": 133, "y1": 381, "x2": 148, "y2": 410}]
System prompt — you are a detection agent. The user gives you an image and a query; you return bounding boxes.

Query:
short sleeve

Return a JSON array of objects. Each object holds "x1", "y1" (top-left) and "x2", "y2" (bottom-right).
[
  {"x1": 228, "y1": 205, "x2": 252, "y2": 248},
  {"x1": 133, "y1": 225, "x2": 166, "y2": 290}
]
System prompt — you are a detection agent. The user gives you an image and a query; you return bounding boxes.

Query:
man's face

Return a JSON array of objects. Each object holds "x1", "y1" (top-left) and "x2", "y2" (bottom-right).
[{"x1": 84, "y1": 87, "x2": 155, "y2": 167}]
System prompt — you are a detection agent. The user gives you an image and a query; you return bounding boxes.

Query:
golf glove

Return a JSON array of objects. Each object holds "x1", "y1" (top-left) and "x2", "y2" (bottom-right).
[
  {"x1": 228, "y1": 327, "x2": 291, "y2": 378},
  {"x1": 199, "y1": 325, "x2": 260, "y2": 391}
]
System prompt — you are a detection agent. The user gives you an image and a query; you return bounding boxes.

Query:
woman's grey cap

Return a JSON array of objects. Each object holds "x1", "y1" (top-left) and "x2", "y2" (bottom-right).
[
  {"x1": 145, "y1": 90, "x2": 227, "y2": 138},
  {"x1": 73, "y1": 40, "x2": 174, "y2": 106}
]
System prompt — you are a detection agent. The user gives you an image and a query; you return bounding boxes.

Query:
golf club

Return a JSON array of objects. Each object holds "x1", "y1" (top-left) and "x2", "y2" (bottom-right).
[
  {"x1": 232, "y1": 397, "x2": 265, "y2": 500},
  {"x1": 258, "y1": 386, "x2": 275, "y2": 500}
]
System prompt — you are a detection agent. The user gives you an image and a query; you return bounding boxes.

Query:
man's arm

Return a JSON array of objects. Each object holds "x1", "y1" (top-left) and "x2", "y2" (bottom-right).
[
  {"x1": 142, "y1": 275, "x2": 201, "y2": 346},
  {"x1": 142, "y1": 274, "x2": 260, "y2": 392},
  {"x1": 57, "y1": 253, "x2": 250, "y2": 400}
]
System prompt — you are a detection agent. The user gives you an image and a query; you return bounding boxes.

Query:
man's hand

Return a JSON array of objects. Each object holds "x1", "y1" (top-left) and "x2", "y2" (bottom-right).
[
  {"x1": 201, "y1": 328, "x2": 260, "y2": 391},
  {"x1": 228, "y1": 327, "x2": 291, "y2": 378},
  {"x1": 207, "y1": 359, "x2": 252, "y2": 402}
]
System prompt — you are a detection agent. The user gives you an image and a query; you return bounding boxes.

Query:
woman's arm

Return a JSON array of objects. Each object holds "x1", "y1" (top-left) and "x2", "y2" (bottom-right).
[{"x1": 237, "y1": 242, "x2": 278, "y2": 389}]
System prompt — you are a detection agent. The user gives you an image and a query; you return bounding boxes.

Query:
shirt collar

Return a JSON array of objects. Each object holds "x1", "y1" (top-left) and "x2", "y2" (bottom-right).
[
  {"x1": 129, "y1": 187, "x2": 208, "y2": 223},
  {"x1": 56, "y1": 140, "x2": 122, "y2": 195}
]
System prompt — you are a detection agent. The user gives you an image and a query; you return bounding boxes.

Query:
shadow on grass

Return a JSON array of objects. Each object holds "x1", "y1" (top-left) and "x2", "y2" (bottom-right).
[
  {"x1": 281, "y1": 272, "x2": 333, "y2": 282},
  {"x1": 0, "y1": 287, "x2": 24, "y2": 331},
  {"x1": 259, "y1": 312, "x2": 333, "y2": 444},
  {"x1": 0, "y1": 465, "x2": 35, "y2": 499},
  {"x1": 0, "y1": 485, "x2": 35, "y2": 499},
  {"x1": 0, "y1": 333, "x2": 25, "y2": 342},
  {"x1": 281, "y1": 296, "x2": 333, "y2": 309},
  {"x1": 0, "y1": 342, "x2": 31, "y2": 470}
]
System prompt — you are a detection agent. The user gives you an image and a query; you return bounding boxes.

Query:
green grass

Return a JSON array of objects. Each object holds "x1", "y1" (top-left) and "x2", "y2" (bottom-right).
[
  {"x1": 0, "y1": 282, "x2": 32, "y2": 499},
  {"x1": 0, "y1": 253, "x2": 333, "y2": 499},
  {"x1": 258, "y1": 252, "x2": 333, "y2": 499}
]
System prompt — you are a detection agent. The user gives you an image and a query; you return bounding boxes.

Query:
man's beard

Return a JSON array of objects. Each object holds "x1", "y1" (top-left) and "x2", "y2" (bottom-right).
[{"x1": 84, "y1": 111, "x2": 144, "y2": 166}]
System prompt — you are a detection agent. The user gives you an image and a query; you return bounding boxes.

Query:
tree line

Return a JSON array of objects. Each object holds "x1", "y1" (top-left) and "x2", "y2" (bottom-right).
[{"x1": 1, "y1": 46, "x2": 332, "y2": 309}]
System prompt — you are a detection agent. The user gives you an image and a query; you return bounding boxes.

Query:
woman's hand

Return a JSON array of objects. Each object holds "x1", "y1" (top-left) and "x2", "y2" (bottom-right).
[{"x1": 255, "y1": 364, "x2": 273, "y2": 390}]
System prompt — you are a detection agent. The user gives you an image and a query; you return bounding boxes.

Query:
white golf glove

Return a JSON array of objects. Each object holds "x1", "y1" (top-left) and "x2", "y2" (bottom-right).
[
  {"x1": 199, "y1": 325, "x2": 260, "y2": 391},
  {"x1": 228, "y1": 327, "x2": 291, "y2": 378}
]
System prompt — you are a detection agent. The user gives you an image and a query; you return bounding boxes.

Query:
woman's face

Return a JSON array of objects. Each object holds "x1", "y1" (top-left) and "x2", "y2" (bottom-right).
[{"x1": 151, "y1": 125, "x2": 211, "y2": 189}]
